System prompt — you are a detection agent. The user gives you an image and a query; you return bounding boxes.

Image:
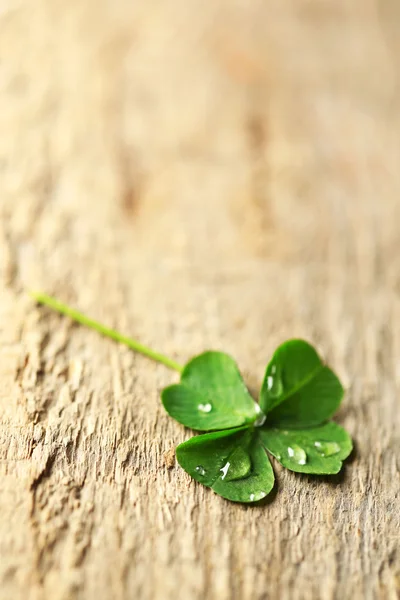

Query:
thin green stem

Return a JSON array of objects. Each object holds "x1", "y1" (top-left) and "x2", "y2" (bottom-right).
[{"x1": 30, "y1": 291, "x2": 183, "y2": 373}]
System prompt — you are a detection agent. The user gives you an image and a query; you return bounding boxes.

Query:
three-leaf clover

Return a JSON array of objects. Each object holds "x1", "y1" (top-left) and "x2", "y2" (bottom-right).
[
  {"x1": 31, "y1": 293, "x2": 353, "y2": 504},
  {"x1": 162, "y1": 340, "x2": 352, "y2": 503}
]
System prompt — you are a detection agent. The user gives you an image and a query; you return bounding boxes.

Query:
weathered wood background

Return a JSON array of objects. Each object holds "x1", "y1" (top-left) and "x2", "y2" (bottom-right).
[{"x1": 0, "y1": 1, "x2": 399, "y2": 598}]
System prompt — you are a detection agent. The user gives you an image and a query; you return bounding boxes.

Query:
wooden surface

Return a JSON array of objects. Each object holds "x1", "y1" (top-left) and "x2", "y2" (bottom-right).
[{"x1": 1, "y1": 1, "x2": 399, "y2": 598}]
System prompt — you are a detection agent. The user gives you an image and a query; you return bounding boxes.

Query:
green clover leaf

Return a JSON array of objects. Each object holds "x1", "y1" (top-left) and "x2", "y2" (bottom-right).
[
  {"x1": 166, "y1": 340, "x2": 352, "y2": 502},
  {"x1": 259, "y1": 422, "x2": 352, "y2": 475},
  {"x1": 176, "y1": 427, "x2": 274, "y2": 503},
  {"x1": 259, "y1": 339, "x2": 344, "y2": 427},
  {"x1": 162, "y1": 351, "x2": 260, "y2": 431},
  {"x1": 32, "y1": 294, "x2": 353, "y2": 505}
]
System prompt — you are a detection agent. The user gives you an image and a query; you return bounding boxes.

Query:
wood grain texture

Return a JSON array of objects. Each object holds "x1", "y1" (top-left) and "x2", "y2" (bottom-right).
[{"x1": 0, "y1": 1, "x2": 399, "y2": 598}]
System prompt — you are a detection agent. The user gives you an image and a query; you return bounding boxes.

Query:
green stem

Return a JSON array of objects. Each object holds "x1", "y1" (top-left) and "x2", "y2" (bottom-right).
[{"x1": 30, "y1": 291, "x2": 183, "y2": 373}]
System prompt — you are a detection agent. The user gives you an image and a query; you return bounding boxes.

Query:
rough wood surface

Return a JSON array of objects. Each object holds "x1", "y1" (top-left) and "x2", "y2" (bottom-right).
[{"x1": 1, "y1": 1, "x2": 399, "y2": 599}]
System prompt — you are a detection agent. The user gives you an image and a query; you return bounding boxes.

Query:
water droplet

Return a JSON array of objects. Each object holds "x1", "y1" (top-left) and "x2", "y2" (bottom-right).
[
  {"x1": 254, "y1": 414, "x2": 266, "y2": 427},
  {"x1": 275, "y1": 453, "x2": 281, "y2": 460},
  {"x1": 195, "y1": 466, "x2": 206, "y2": 476},
  {"x1": 249, "y1": 491, "x2": 266, "y2": 502},
  {"x1": 198, "y1": 403, "x2": 212, "y2": 413},
  {"x1": 287, "y1": 445, "x2": 307, "y2": 465},
  {"x1": 220, "y1": 462, "x2": 230, "y2": 480},
  {"x1": 222, "y1": 447, "x2": 252, "y2": 482},
  {"x1": 314, "y1": 441, "x2": 340, "y2": 457},
  {"x1": 253, "y1": 403, "x2": 266, "y2": 427},
  {"x1": 267, "y1": 367, "x2": 283, "y2": 397}
]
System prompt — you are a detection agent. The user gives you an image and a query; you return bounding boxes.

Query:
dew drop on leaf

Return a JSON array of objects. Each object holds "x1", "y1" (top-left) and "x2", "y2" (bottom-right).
[
  {"x1": 314, "y1": 441, "x2": 341, "y2": 457},
  {"x1": 287, "y1": 445, "x2": 307, "y2": 465},
  {"x1": 198, "y1": 403, "x2": 212, "y2": 413},
  {"x1": 254, "y1": 405, "x2": 266, "y2": 427},
  {"x1": 254, "y1": 414, "x2": 266, "y2": 427},
  {"x1": 223, "y1": 446, "x2": 252, "y2": 482},
  {"x1": 267, "y1": 367, "x2": 283, "y2": 398},
  {"x1": 195, "y1": 466, "x2": 206, "y2": 476},
  {"x1": 220, "y1": 462, "x2": 230, "y2": 480},
  {"x1": 249, "y1": 491, "x2": 266, "y2": 502}
]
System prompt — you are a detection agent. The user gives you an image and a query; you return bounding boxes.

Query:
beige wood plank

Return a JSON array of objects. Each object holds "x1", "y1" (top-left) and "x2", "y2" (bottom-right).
[{"x1": 0, "y1": 1, "x2": 399, "y2": 598}]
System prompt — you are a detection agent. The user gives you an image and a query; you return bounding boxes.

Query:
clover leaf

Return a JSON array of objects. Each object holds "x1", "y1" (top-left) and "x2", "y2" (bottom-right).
[
  {"x1": 259, "y1": 339, "x2": 344, "y2": 427},
  {"x1": 162, "y1": 351, "x2": 260, "y2": 431},
  {"x1": 31, "y1": 293, "x2": 353, "y2": 504},
  {"x1": 259, "y1": 422, "x2": 352, "y2": 475},
  {"x1": 165, "y1": 340, "x2": 352, "y2": 502},
  {"x1": 176, "y1": 427, "x2": 274, "y2": 503}
]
